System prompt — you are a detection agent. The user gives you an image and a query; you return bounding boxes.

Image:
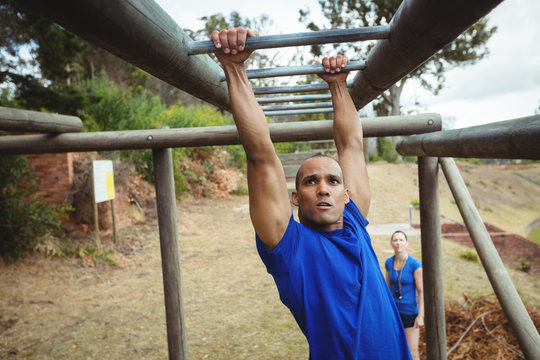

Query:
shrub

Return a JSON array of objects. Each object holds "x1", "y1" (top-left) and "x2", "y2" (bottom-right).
[
  {"x1": 376, "y1": 137, "x2": 399, "y2": 163},
  {"x1": 0, "y1": 155, "x2": 66, "y2": 259},
  {"x1": 518, "y1": 258, "x2": 531, "y2": 273},
  {"x1": 459, "y1": 249, "x2": 479, "y2": 263}
]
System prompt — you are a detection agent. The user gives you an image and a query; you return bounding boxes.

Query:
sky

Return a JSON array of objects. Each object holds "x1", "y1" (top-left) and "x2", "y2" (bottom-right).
[{"x1": 156, "y1": 0, "x2": 540, "y2": 129}]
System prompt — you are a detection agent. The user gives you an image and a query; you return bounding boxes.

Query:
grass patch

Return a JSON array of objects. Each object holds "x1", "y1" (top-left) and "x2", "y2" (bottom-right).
[
  {"x1": 459, "y1": 249, "x2": 479, "y2": 263},
  {"x1": 529, "y1": 227, "x2": 540, "y2": 246}
]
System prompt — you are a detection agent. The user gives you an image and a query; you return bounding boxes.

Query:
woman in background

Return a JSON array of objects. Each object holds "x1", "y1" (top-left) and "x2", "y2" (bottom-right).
[{"x1": 385, "y1": 230, "x2": 424, "y2": 360}]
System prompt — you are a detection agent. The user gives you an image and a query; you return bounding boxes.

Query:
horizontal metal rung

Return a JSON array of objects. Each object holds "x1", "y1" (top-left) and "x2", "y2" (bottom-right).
[
  {"x1": 188, "y1": 26, "x2": 390, "y2": 55},
  {"x1": 220, "y1": 60, "x2": 365, "y2": 81},
  {"x1": 261, "y1": 102, "x2": 333, "y2": 111},
  {"x1": 253, "y1": 81, "x2": 353, "y2": 95},
  {"x1": 265, "y1": 108, "x2": 335, "y2": 116},
  {"x1": 257, "y1": 94, "x2": 332, "y2": 103}
]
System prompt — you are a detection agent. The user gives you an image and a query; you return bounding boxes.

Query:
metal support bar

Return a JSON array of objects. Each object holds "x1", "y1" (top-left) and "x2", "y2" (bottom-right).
[
  {"x1": 265, "y1": 108, "x2": 335, "y2": 116},
  {"x1": 188, "y1": 27, "x2": 390, "y2": 55},
  {"x1": 261, "y1": 102, "x2": 333, "y2": 111},
  {"x1": 396, "y1": 115, "x2": 540, "y2": 160},
  {"x1": 0, "y1": 113, "x2": 441, "y2": 155},
  {"x1": 253, "y1": 81, "x2": 353, "y2": 95},
  {"x1": 257, "y1": 94, "x2": 332, "y2": 104},
  {"x1": 153, "y1": 148, "x2": 188, "y2": 360},
  {"x1": 349, "y1": 0, "x2": 504, "y2": 110},
  {"x1": 220, "y1": 61, "x2": 366, "y2": 81},
  {"x1": 18, "y1": 0, "x2": 231, "y2": 111},
  {"x1": 0, "y1": 106, "x2": 83, "y2": 133},
  {"x1": 418, "y1": 157, "x2": 447, "y2": 360},
  {"x1": 440, "y1": 157, "x2": 540, "y2": 360}
]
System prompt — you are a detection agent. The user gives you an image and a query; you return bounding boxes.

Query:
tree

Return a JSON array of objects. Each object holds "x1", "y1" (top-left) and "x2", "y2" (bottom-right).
[{"x1": 299, "y1": 0, "x2": 497, "y2": 116}]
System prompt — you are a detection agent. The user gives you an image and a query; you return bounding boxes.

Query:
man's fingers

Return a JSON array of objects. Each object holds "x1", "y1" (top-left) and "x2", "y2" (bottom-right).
[
  {"x1": 336, "y1": 55, "x2": 348, "y2": 71},
  {"x1": 211, "y1": 30, "x2": 222, "y2": 49},
  {"x1": 226, "y1": 27, "x2": 238, "y2": 54},
  {"x1": 328, "y1": 56, "x2": 337, "y2": 73},
  {"x1": 236, "y1": 27, "x2": 247, "y2": 52},
  {"x1": 218, "y1": 29, "x2": 230, "y2": 53}
]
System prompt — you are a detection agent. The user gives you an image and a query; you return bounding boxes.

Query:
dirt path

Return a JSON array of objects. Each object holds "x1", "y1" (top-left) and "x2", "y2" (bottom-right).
[{"x1": 1, "y1": 163, "x2": 539, "y2": 359}]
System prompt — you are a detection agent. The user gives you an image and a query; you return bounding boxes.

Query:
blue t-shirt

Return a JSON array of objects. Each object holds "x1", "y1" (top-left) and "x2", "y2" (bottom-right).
[
  {"x1": 256, "y1": 200, "x2": 411, "y2": 360},
  {"x1": 385, "y1": 255, "x2": 422, "y2": 315}
]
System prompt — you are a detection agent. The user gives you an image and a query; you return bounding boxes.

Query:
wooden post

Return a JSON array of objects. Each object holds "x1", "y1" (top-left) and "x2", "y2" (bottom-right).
[
  {"x1": 440, "y1": 157, "x2": 540, "y2": 359},
  {"x1": 111, "y1": 199, "x2": 118, "y2": 243},
  {"x1": 152, "y1": 148, "x2": 187, "y2": 360},
  {"x1": 418, "y1": 156, "x2": 447, "y2": 359},
  {"x1": 91, "y1": 163, "x2": 101, "y2": 248}
]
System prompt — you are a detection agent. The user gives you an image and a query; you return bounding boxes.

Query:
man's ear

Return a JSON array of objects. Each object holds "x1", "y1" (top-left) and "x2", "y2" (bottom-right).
[
  {"x1": 344, "y1": 188, "x2": 350, "y2": 204},
  {"x1": 291, "y1": 191, "x2": 299, "y2": 206}
]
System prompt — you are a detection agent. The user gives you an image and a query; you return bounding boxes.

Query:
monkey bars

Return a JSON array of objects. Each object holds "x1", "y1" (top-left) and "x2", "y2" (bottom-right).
[{"x1": 188, "y1": 27, "x2": 389, "y2": 55}]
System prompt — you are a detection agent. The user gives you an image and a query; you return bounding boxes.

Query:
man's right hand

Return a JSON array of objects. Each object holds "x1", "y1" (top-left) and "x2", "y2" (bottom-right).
[
  {"x1": 210, "y1": 27, "x2": 258, "y2": 65},
  {"x1": 317, "y1": 55, "x2": 349, "y2": 84}
]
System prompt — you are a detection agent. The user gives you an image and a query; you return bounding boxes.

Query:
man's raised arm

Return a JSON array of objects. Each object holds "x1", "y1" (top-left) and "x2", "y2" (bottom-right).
[
  {"x1": 319, "y1": 56, "x2": 371, "y2": 217},
  {"x1": 211, "y1": 27, "x2": 291, "y2": 251}
]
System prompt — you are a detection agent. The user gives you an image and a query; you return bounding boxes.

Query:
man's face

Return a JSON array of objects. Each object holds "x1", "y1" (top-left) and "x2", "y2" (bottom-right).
[{"x1": 292, "y1": 156, "x2": 350, "y2": 232}]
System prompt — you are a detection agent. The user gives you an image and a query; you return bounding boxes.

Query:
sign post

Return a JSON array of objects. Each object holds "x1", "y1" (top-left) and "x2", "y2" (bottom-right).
[{"x1": 92, "y1": 160, "x2": 117, "y2": 245}]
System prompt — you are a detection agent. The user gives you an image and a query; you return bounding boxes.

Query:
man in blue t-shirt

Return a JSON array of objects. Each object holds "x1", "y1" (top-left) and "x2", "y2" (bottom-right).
[{"x1": 210, "y1": 26, "x2": 411, "y2": 359}]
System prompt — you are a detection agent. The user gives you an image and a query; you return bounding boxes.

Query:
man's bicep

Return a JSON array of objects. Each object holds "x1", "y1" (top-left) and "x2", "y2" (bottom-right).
[{"x1": 247, "y1": 156, "x2": 291, "y2": 251}]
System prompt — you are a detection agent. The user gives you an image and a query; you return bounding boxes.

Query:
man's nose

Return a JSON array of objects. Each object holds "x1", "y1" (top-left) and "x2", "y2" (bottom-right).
[{"x1": 317, "y1": 182, "x2": 330, "y2": 196}]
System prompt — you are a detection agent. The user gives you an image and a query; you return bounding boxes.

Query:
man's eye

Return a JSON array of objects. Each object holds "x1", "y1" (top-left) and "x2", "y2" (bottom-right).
[
  {"x1": 330, "y1": 178, "x2": 339, "y2": 184},
  {"x1": 306, "y1": 179, "x2": 315, "y2": 185}
]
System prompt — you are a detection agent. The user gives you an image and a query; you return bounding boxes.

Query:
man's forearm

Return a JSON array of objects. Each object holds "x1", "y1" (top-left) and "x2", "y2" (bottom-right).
[
  {"x1": 223, "y1": 63, "x2": 273, "y2": 156},
  {"x1": 329, "y1": 81, "x2": 363, "y2": 152}
]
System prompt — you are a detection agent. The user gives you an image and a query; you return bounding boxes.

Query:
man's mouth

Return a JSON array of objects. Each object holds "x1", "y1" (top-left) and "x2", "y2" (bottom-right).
[{"x1": 317, "y1": 202, "x2": 332, "y2": 208}]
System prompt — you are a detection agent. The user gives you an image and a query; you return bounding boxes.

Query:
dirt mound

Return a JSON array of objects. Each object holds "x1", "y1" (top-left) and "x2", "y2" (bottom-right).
[
  {"x1": 431, "y1": 295, "x2": 540, "y2": 359},
  {"x1": 441, "y1": 222, "x2": 540, "y2": 274},
  {"x1": 69, "y1": 152, "x2": 156, "y2": 232}
]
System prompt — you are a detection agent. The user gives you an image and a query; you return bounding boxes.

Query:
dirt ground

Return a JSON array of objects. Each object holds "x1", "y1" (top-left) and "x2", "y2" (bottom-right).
[{"x1": 1, "y1": 162, "x2": 539, "y2": 359}]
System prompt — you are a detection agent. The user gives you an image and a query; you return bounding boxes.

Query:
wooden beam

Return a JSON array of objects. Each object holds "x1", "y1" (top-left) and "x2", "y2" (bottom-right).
[
  {"x1": 396, "y1": 115, "x2": 540, "y2": 160},
  {"x1": 153, "y1": 147, "x2": 188, "y2": 360},
  {"x1": 0, "y1": 106, "x2": 83, "y2": 133},
  {"x1": 440, "y1": 157, "x2": 540, "y2": 359},
  {"x1": 349, "y1": 0, "x2": 504, "y2": 110},
  {"x1": 0, "y1": 113, "x2": 441, "y2": 155},
  {"x1": 17, "y1": 0, "x2": 231, "y2": 111},
  {"x1": 418, "y1": 156, "x2": 447, "y2": 359}
]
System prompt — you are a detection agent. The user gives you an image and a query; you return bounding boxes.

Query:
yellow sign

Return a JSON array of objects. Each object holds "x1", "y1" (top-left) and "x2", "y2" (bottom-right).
[{"x1": 93, "y1": 160, "x2": 115, "y2": 203}]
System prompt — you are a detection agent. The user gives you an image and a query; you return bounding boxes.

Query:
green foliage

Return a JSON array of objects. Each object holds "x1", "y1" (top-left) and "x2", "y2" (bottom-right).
[
  {"x1": 401, "y1": 156, "x2": 416, "y2": 163},
  {"x1": 459, "y1": 249, "x2": 479, "y2": 263},
  {"x1": 369, "y1": 153, "x2": 381, "y2": 162},
  {"x1": 274, "y1": 142, "x2": 300, "y2": 154},
  {"x1": 410, "y1": 199, "x2": 420, "y2": 206},
  {"x1": 80, "y1": 74, "x2": 164, "y2": 131},
  {"x1": 225, "y1": 145, "x2": 246, "y2": 170},
  {"x1": 376, "y1": 137, "x2": 398, "y2": 163},
  {"x1": 158, "y1": 102, "x2": 232, "y2": 128},
  {"x1": 2, "y1": 72, "x2": 93, "y2": 114},
  {"x1": 231, "y1": 185, "x2": 249, "y2": 196},
  {"x1": 0, "y1": 155, "x2": 66, "y2": 259},
  {"x1": 81, "y1": 246, "x2": 118, "y2": 266},
  {"x1": 518, "y1": 258, "x2": 531, "y2": 273}
]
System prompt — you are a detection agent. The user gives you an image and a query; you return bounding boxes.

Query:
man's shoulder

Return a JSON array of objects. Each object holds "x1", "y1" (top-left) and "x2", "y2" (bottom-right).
[{"x1": 344, "y1": 199, "x2": 369, "y2": 228}]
